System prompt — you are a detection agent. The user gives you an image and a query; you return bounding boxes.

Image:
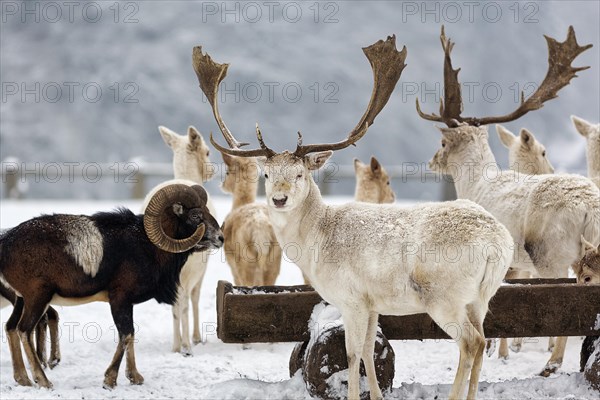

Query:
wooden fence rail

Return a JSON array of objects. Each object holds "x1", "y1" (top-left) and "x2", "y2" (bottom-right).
[{"x1": 216, "y1": 279, "x2": 600, "y2": 343}]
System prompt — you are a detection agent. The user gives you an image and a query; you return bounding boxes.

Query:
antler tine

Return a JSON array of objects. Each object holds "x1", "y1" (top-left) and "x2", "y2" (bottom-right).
[
  {"x1": 209, "y1": 133, "x2": 273, "y2": 157},
  {"x1": 463, "y1": 26, "x2": 592, "y2": 126},
  {"x1": 294, "y1": 35, "x2": 407, "y2": 157},
  {"x1": 255, "y1": 123, "x2": 276, "y2": 158},
  {"x1": 416, "y1": 25, "x2": 463, "y2": 127},
  {"x1": 192, "y1": 46, "x2": 249, "y2": 149}
]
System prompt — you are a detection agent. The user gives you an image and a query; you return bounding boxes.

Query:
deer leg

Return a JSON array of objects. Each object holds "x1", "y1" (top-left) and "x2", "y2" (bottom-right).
[
  {"x1": 498, "y1": 338, "x2": 509, "y2": 359},
  {"x1": 361, "y1": 312, "x2": 383, "y2": 400},
  {"x1": 179, "y1": 292, "x2": 192, "y2": 356},
  {"x1": 430, "y1": 307, "x2": 475, "y2": 400},
  {"x1": 17, "y1": 295, "x2": 53, "y2": 388},
  {"x1": 342, "y1": 307, "x2": 370, "y2": 400},
  {"x1": 5, "y1": 297, "x2": 32, "y2": 386},
  {"x1": 540, "y1": 336, "x2": 568, "y2": 377},
  {"x1": 191, "y1": 282, "x2": 202, "y2": 345},
  {"x1": 35, "y1": 312, "x2": 49, "y2": 369},
  {"x1": 510, "y1": 337, "x2": 523, "y2": 353},
  {"x1": 547, "y1": 337, "x2": 555, "y2": 352},
  {"x1": 171, "y1": 297, "x2": 182, "y2": 353},
  {"x1": 46, "y1": 307, "x2": 61, "y2": 369},
  {"x1": 466, "y1": 304, "x2": 487, "y2": 400}
]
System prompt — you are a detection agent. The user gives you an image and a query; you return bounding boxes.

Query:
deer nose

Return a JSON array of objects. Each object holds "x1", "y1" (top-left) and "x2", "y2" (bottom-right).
[
  {"x1": 273, "y1": 196, "x2": 288, "y2": 208},
  {"x1": 218, "y1": 234, "x2": 224, "y2": 244}
]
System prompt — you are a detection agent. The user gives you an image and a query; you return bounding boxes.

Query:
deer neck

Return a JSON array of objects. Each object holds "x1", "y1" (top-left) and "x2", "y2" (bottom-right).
[
  {"x1": 173, "y1": 159, "x2": 203, "y2": 183},
  {"x1": 232, "y1": 179, "x2": 257, "y2": 209},
  {"x1": 451, "y1": 137, "x2": 498, "y2": 199},
  {"x1": 587, "y1": 139, "x2": 600, "y2": 179},
  {"x1": 267, "y1": 178, "x2": 327, "y2": 250}
]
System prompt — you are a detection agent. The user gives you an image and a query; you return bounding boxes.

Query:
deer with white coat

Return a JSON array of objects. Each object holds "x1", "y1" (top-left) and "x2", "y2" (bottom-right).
[
  {"x1": 220, "y1": 153, "x2": 282, "y2": 286},
  {"x1": 144, "y1": 125, "x2": 219, "y2": 355},
  {"x1": 418, "y1": 26, "x2": 599, "y2": 376},
  {"x1": 496, "y1": 125, "x2": 554, "y2": 175},
  {"x1": 494, "y1": 124, "x2": 554, "y2": 358},
  {"x1": 571, "y1": 115, "x2": 600, "y2": 187},
  {"x1": 195, "y1": 37, "x2": 514, "y2": 400},
  {"x1": 354, "y1": 157, "x2": 395, "y2": 203}
]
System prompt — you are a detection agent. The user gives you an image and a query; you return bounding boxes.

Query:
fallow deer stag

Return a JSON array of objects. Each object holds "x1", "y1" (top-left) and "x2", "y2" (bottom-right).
[
  {"x1": 194, "y1": 37, "x2": 514, "y2": 400},
  {"x1": 418, "y1": 26, "x2": 600, "y2": 376}
]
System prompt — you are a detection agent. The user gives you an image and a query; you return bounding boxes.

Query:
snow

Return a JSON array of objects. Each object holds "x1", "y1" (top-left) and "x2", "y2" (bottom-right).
[{"x1": 0, "y1": 197, "x2": 598, "y2": 399}]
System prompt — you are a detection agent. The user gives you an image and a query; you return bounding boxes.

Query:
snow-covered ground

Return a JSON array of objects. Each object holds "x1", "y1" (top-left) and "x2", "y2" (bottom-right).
[{"x1": 0, "y1": 197, "x2": 597, "y2": 399}]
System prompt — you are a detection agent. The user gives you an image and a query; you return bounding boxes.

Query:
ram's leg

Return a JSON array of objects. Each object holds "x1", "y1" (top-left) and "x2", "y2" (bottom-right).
[
  {"x1": 124, "y1": 335, "x2": 144, "y2": 385},
  {"x1": 46, "y1": 307, "x2": 61, "y2": 369},
  {"x1": 105, "y1": 300, "x2": 143, "y2": 388},
  {"x1": 342, "y1": 307, "x2": 370, "y2": 400},
  {"x1": 35, "y1": 312, "x2": 49, "y2": 369},
  {"x1": 6, "y1": 297, "x2": 32, "y2": 386},
  {"x1": 361, "y1": 312, "x2": 383, "y2": 400},
  {"x1": 17, "y1": 295, "x2": 53, "y2": 388}
]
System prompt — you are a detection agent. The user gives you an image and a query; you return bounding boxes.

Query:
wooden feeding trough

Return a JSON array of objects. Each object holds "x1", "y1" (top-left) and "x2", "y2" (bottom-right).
[{"x1": 217, "y1": 279, "x2": 600, "y2": 397}]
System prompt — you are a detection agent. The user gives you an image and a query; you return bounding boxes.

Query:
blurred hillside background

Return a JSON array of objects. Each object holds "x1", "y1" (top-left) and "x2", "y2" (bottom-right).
[{"x1": 1, "y1": 0, "x2": 598, "y2": 199}]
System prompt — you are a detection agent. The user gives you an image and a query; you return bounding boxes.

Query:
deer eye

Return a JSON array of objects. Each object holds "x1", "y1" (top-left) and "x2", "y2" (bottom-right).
[
  {"x1": 584, "y1": 276, "x2": 592, "y2": 283},
  {"x1": 206, "y1": 150, "x2": 210, "y2": 156},
  {"x1": 386, "y1": 181, "x2": 390, "y2": 185},
  {"x1": 441, "y1": 141, "x2": 446, "y2": 148},
  {"x1": 264, "y1": 174, "x2": 269, "y2": 179},
  {"x1": 297, "y1": 173, "x2": 303, "y2": 179},
  {"x1": 542, "y1": 151, "x2": 546, "y2": 157}
]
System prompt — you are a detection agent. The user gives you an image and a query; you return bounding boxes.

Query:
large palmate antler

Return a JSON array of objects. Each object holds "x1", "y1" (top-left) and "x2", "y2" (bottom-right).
[
  {"x1": 293, "y1": 36, "x2": 407, "y2": 157},
  {"x1": 194, "y1": 36, "x2": 407, "y2": 158},
  {"x1": 417, "y1": 26, "x2": 592, "y2": 127}
]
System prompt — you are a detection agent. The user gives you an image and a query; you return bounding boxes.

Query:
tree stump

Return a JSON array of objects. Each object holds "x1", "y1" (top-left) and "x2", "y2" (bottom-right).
[
  {"x1": 581, "y1": 336, "x2": 600, "y2": 391},
  {"x1": 289, "y1": 325, "x2": 395, "y2": 399}
]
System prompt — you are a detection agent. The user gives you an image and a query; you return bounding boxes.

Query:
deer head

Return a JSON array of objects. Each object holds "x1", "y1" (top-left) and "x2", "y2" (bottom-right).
[
  {"x1": 159, "y1": 126, "x2": 214, "y2": 182},
  {"x1": 193, "y1": 36, "x2": 407, "y2": 210},
  {"x1": 422, "y1": 26, "x2": 591, "y2": 175},
  {"x1": 573, "y1": 236, "x2": 600, "y2": 285},
  {"x1": 496, "y1": 125, "x2": 554, "y2": 174},
  {"x1": 354, "y1": 156, "x2": 395, "y2": 203}
]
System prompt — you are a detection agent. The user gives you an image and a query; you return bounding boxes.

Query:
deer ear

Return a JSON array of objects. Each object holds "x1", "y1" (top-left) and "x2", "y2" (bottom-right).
[
  {"x1": 187, "y1": 126, "x2": 204, "y2": 151},
  {"x1": 370, "y1": 157, "x2": 381, "y2": 175},
  {"x1": 571, "y1": 115, "x2": 594, "y2": 138},
  {"x1": 221, "y1": 152, "x2": 234, "y2": 166},
  {"x1": 496, "y1": 125, "x2": 516, "y2": 148},
  {"x1": 159, "y1": 126, "x2": 179, "y2": 148},
  {"x1": 305, "y1": 151, "x2": 333, "y2": 171},
  {"x1": 519, "y1": 128, "x2": 535, "y2": 149},
  {"x1": 581, "y1": 235, "x2": 596, "y2": 254},
  {"x1": 353, "y1": 158, "x2": 364, "y2": 172}
]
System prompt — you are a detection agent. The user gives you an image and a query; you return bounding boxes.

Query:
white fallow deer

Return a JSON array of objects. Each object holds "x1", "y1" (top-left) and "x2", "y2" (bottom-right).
[
  {"x1": 495, "y1": 124, "x2": 554, "y2": 358},
  {"x1": 496, "y1": 125, "x2": 554, "y2": 175},
  {"x1": 354, "y1": 157, "x2": 395, "y2": 203},
  {"x1": 144, "y1": 125, "x2": 218, "y2": 355},
  {"x1": 571, "y1": 115, "x2": 600, "y2": 187},
  {"x1": 220, "y1": 153, "x2": 282, "y2": 286},
  {"x1": 195, "y1": 36, "x2": 514, "y2": 400},
  {"x1": 417, "y1": 26, "x2": 600, "y2": 376}
]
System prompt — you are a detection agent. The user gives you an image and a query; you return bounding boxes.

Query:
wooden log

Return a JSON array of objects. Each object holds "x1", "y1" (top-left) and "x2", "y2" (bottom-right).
[{"x1": 216, "y1": 280, "x2": 600, "y2": 343}]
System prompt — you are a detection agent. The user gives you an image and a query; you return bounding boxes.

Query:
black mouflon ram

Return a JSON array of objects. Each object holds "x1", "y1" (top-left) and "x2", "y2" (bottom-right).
[{"x1": 0, "y1": 183, "x2": 223, "y2": 389}]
